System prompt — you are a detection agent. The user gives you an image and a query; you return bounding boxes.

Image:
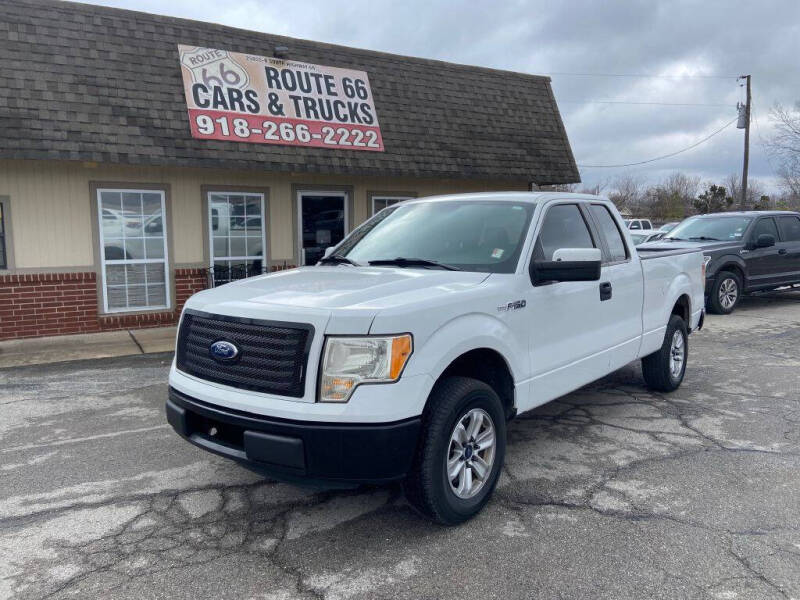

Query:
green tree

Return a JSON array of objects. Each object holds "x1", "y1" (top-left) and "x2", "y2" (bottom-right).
[{"x1": 693, "y1": 185, "x2": 734, "y2": 214}]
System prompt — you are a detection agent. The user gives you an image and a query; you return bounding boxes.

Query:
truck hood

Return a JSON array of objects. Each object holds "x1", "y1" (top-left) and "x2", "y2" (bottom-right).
[{"x1": 187, "y1": 266, "x2": 491, "y2": 312}]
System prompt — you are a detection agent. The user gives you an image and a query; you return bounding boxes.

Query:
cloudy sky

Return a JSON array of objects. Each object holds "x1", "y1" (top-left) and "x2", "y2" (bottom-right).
[{"x1": 87, "y1": 0, "x2": 800, "y2": 192}]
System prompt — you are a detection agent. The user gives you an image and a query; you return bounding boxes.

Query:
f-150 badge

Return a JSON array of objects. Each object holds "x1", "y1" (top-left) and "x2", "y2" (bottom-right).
[{"x1": 497, "y1": 299, "x2": 526, "y2": 312}]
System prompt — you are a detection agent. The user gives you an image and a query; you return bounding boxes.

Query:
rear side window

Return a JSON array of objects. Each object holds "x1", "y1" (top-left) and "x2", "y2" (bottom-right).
[
  {"x1": 642, "y1": 221, "x2": 652, "y2": 230},
  {"x1": 589, "y1": 204, "x2": 628, "y2": 262},
  {"x1": 778, "y1": 216, "x2": 800, "y2": 242},
  {"x1": 535, "y1": 204, "x2": 595, "y2": 260},
  {"x1": 752, "y1": 217, "x2": 778, "y2": 241}
]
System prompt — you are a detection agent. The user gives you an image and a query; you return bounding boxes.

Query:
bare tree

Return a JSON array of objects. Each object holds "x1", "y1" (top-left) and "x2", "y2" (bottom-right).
[
  {"x1": 660, "y1": 172, "x2": 700, "y2": 217},
  {"x1": 724, "y1": 173, "x2": 767, "y2": 209},
  {"x1": 538, "y1": 183, "x2": 579, "y2": 193},
  {"x1": 578, "y1": 180, "x2": 608, "y2": 196},
  {"x1": 765, "y1": 102, "x2": 800, "y2": 196},
  {"x1": 607, "y1": 174, "x2": 645, "y2": 215}
]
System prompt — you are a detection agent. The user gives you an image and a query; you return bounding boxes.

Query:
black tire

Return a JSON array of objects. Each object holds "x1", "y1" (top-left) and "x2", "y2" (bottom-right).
[
  {"x1": 707, "y1": 270, "x2": 742, "y2": 314},
  {"x1": 642, "y1": 314, "x2": 688, "y2": 392},
  {"x1": 403, "y1": 376, "x2": 506, "y2": 525}
]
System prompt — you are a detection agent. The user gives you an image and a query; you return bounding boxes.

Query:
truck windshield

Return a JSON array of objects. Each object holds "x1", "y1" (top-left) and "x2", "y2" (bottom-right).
[
  {"x1": 665, "y1": 216, "x2": 753, "y2": 241},
  {"x1": 336, "y1": 201, "x2": 535, "y2": 273}
]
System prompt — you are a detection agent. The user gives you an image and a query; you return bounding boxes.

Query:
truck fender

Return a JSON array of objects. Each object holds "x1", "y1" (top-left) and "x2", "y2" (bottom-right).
[
  {"x1": 709, "y1": 254, "x2": 746, "y2": 280},
  {"x1": 404, "y1": 312, "x2": 523, "y2": 392},
  {"x1": 641, "y1": 273, "x2": 693, "y2": 357}
]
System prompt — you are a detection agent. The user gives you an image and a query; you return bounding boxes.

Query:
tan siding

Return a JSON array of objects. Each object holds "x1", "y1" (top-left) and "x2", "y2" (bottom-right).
[{"x1": 0, "y1": 159, "x2": 528, "y2": 271}]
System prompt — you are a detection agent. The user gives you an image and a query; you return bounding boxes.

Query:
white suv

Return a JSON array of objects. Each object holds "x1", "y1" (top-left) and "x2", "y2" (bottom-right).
[{"x1": 624, "y1": 218, "x2": 653, "y2": 231}]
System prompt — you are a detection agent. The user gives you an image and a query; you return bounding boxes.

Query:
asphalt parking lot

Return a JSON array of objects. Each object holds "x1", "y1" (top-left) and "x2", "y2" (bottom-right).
[{"x1": 2, "y1": 291, "x2": 799, "y2": 600}]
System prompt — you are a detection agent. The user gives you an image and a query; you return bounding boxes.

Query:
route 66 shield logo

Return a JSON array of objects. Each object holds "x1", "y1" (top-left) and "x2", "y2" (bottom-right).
[{"x1": 179, "y1": 46, "x2": 250, "y2": 90}]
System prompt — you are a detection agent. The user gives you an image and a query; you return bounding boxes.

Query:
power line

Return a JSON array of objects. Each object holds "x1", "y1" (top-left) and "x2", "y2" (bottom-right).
[
  {"x1": 547, "y1": 71, "x2": 738, "y2": 80},
  {"x1": 560, "y1": 100, "x2": 733, "y2": 107},
  {"x1": 577, "y1": 117, "x2": 739, "y2": 168}
]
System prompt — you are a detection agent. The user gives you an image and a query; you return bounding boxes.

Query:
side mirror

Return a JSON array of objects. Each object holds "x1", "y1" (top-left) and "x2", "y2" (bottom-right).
[
  {"x1": 530, "y1": 248, "x2": 602, "y2": 285},
  {"x1": 755, "y1": 234, "x2": 775, "y2": 248},
  {"x1": 322, "y1": 246, "x2": 335, "y2": 259}
]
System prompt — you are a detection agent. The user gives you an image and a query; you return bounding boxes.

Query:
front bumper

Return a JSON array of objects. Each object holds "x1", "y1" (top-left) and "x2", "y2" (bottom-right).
[{"x1": 166, "y1": 387, "x2": 421, "y2": 484}]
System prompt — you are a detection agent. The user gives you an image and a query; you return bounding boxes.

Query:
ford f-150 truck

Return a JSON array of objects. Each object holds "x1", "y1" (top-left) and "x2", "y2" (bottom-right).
[
  {"x1": 644, "y1": 211, "x2": 800, "y2": 314},
  {"x1": 166, "y1": 193, "x2": 705, "y2": 524}
]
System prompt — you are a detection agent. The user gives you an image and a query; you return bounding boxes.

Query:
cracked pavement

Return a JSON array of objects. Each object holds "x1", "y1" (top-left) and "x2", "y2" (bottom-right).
[{"x1": 2, "y1": 291, "x2": 799, "y2": 600}]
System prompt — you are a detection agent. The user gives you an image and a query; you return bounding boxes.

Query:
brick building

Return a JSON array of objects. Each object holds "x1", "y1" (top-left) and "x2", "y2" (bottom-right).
[{"x1": 0, "y1": 0, "x2": 579, "y2": 340}]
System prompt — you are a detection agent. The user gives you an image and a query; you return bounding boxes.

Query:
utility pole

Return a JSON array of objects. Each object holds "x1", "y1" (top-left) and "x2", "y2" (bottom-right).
[{"x1": 738, "y1": 74, "x2": 751, "y2": 210}]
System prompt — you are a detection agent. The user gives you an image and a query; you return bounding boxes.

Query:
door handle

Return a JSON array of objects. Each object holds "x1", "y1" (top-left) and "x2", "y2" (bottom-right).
[
  {"x1": 599, "y1": 281, "x2": 612, "y2": 301},
  {"x1": 778, "y1": 248, "x2": 788, "y2": 255}
]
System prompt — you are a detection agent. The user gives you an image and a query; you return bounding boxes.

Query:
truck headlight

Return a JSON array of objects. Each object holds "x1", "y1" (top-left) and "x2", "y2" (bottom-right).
[
  {"x1": 319, "y1": 334, "x2": 413, "y2": 402},
  {"x1": 702, "y1": 255, "x2": 712, "y2": 286}
]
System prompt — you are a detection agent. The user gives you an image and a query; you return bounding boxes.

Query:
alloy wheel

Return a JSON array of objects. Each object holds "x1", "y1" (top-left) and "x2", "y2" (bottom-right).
[
  {"x1": 446, "y1": 408, "x2": 496, "y2": 499},
  {"x1": 718, "y1": 278, "x2": 738, "y2": 310},
  {"x1": 669, "y1": 329, "x2": 685, "y2": 379}
]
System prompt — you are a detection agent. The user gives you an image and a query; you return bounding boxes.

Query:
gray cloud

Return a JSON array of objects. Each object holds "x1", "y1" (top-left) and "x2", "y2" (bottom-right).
[{"x1": 86, "y1": 0, "x2": 800, "y2": 192}]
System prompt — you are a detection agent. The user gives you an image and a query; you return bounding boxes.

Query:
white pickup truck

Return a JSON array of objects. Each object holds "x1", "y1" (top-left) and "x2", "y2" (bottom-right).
[{"x1": 167, "y1": 192, "x2": 705, "y2": 524}]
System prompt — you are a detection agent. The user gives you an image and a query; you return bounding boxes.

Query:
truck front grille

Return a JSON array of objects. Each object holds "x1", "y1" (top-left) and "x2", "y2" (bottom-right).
[{"x1": 176, "y1": 309, "x2": 314, "y2": 398}]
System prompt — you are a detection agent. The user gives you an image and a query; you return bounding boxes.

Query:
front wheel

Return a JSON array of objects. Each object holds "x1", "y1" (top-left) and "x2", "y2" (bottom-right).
[
  {"x1": 641, "y1": 314, "x2": 688, "y2": 392},
  {"x1": 403, "y1": 376, "x2": 506, "y2": 525},
  {"x1": 707, "y1": 270, "x2": 742, "y2": 314}
]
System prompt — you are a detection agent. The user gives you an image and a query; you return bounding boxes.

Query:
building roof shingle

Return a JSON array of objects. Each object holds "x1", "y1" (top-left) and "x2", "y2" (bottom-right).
[{"x1": 0, "y1": 0, "x2": 580, "y2": 184}]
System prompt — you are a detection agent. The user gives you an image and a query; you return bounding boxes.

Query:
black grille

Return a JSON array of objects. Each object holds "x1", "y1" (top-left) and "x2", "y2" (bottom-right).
[{"x1": 176, "y1": 310, "x2": 314, "y2": 397}]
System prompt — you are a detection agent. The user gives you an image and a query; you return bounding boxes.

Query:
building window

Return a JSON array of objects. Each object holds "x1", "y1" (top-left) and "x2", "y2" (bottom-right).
[
  {"x1": 372, "y1": 196, "x2": 411, "y2": 215},
  {"x1": 97, "y1": 189, "x2": 169, "y2": 312},
  {"x1": 208, "y1": 192, "x2": 266, "y2": 284},
  {"x1": 0, "y1": 201, "x2": 6, "y2": 270}
]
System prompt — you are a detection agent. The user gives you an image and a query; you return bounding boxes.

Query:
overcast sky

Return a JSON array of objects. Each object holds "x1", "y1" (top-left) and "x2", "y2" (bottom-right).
[{"x1": 86, "y1": 0, "x2": 800, "y2": 193}]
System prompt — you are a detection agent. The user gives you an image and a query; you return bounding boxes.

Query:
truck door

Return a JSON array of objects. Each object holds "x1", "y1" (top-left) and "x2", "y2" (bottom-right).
[
  {"x1": 524, "y1": 202, "x2": 611, "y2": 408},
  {"x1": 746, "y1": 217, "x2": 782, "y2": 289},
  {"x1": 776, "y1": 215, "x2": 800, "y2": 284},
  {"x1": 586, "y1": 203, "x2": 645, "y2": 371}
]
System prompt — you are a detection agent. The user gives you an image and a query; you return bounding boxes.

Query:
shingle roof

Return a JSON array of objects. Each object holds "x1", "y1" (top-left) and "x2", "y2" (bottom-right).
[{"x1": 0, "y1": 0, "x2": 580, "y2": 184}]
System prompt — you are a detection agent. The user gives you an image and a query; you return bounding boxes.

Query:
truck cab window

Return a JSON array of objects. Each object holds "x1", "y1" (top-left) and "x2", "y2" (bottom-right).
[
  {"x1": 751, "y1": 217, "x2": 778, "y2": 241},
  {"x1": 535, "y1": 204, "x2": 594, "y2": 261},
  {"x1": 778, "y1": 216, "x2": 800, "y2": 242},
  {"x1": 589, "y1": 204, "x2": 628, "y2": 262}
]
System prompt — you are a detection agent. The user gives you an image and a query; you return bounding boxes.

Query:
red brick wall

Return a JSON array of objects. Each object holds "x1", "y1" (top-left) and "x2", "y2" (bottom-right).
[{"x1": 0, "y1": 268, "x2": 210, "y2": 341}]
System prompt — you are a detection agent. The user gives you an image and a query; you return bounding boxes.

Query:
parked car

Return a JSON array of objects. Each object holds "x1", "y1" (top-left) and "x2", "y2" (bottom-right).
[
  {"x1": 623, "y1": 218, "x2": 653, "y2": 230},
  {"x1": 630, "y1": 231, "x2": 665, "y2": 245},
  {"x1": 649, "y1": 211, "x2": 800, "y2": 314},
  {"x1": 166, "y1": 192, "x2": 705, "y2": 524},
  {"x1": 658, "y1": 221, "x2": 681, "y2": 233}
]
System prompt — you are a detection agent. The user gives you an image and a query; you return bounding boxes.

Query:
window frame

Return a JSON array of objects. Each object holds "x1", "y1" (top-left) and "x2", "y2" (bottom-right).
[
  {"x1": 96, "y1": 187, "x2": 171, "y2": 314},
  {"x1": 0, "y1": 199, "x2": 7, "y2": 271},
  {"x1": 371, "y1": 195, "x2": 412, "y2": 216},
  {"x1": 586, "y1": 203, "x2": 631, "y2": 266},
  {"x1": 207, "y1": 190, "x2": 268, "y2": 275}
]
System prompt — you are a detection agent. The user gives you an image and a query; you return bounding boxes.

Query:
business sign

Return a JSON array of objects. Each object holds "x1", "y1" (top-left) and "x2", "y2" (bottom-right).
[{"x1": 178, "y1": 45, "x2": 384, "y2": 151}]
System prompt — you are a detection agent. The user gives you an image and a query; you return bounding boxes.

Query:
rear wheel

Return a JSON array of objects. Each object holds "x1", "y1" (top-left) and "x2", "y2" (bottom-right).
[
  {"x1": 403, "y1": 376, "x2": 506, "y2": 525},
  {"x1": 707, "y1": 270, "x2": 742, "y2": 314},
  {"x1": 642, "y1": 314, "x2": 688, "y2": 392}
]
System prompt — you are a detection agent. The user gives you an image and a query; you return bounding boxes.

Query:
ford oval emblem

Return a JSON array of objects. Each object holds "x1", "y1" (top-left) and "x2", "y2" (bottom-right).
[{"x1": 209, "y1": 340, "x2": 239, "y2": 362}]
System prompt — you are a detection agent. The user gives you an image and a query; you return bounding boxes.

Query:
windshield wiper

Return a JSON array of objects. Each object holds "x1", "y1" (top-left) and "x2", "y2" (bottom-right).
[
  {"x1": 318, "y1": 254, "x2": 359, "y2": 266},
  {"x1": 368, "y1": 257, "x2": 462, "y2": 271},
  {"x1": 688, "y1": 236, "x2": 721, "y2": 241}
]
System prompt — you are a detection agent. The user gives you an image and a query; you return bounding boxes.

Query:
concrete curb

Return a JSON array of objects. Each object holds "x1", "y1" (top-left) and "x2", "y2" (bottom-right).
[{"x1": 0, "y1": 327, "x2": 177, "y2": 368}]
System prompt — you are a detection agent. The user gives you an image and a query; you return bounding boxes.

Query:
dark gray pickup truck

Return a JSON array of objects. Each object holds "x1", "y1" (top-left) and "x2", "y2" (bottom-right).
[{"x1": 643, "y1": 211, "x2": 800, "y2": 314}]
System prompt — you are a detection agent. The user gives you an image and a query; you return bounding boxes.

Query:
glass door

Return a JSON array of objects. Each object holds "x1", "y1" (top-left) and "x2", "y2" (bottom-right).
[{"x1": 298, "y1": 191, "x2": 347, "y2": 266}]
